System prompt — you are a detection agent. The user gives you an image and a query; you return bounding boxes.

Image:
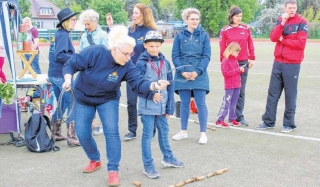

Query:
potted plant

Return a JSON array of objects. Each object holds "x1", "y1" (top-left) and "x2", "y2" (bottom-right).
[{"x1": 0, "y1": 82, "x2": 15, "y2": 104}]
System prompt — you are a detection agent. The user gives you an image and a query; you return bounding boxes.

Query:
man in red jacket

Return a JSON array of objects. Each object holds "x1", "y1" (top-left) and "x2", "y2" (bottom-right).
[{"x1": 256, "y1": 0, "x2": 308, "y2": 133}]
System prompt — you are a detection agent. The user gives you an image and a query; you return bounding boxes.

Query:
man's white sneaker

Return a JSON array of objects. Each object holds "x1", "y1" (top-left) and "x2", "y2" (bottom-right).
[
  {"x1": 172, "y1": 131, "x2": 188, "y2": 141},
  {"x1": 198, "y1": 134, "x2": 207, "y2": 144}
]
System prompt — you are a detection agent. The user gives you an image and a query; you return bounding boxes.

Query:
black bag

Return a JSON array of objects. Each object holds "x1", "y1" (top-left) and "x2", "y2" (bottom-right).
[{"x1": 24, "y1": 113, "x2": 60, "y2": 152}]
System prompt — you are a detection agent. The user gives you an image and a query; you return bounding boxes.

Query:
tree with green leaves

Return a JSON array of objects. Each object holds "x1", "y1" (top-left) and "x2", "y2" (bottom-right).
[
  {"x1": 258, "y1": 3, "x2": 284, "y2": 32},
  {"x1": 18, "y1": 0, "x2": 31, "y2": 18},
  {"x1": 160, "y1": 8, "x2": 170, "y2": 22},
  {"x1": 264, "y1": 0, "x2": 283, "y2": 8},
  {"x1": 49, "y1": 0, "x2": 67, "y2": 9},
  {"x1": 139, "y1": 0, "x2": 151, "y2": 5},
  {"x1": 124, "y1": 0, "x2": 139, "y2": 19},
  {"x1": 159, "y1": 0, "x2": 176, "y2": 15},
  {"x1": 69, "y1": 1, "x2": 83, "y2": 13},
  {"x1": 153, "y1": 0, "x2": 161, "y2": 18},
  {"x1": 149, "y1": 3, "x2": 159, "y2": 21},
  {"x1": 87, "y1": 0, "x2": 127, "y2": 25},
  {"x1": 75, "y1": 0, "x2": 90, "y2": 10}
]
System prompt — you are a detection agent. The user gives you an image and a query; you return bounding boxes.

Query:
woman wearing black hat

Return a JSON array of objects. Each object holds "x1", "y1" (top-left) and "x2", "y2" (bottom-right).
[{"x1": 48, "y1": 8, "x2": 80, "y2": 147}]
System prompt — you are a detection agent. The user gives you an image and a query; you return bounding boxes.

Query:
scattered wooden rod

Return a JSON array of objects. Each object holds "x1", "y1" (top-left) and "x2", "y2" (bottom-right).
[
  {"x1": 133, "y1": 181, "x2": 142, "y2": 187},
  {"x1": 184, "y1": 177, "x2": 196, "y2": 184}
]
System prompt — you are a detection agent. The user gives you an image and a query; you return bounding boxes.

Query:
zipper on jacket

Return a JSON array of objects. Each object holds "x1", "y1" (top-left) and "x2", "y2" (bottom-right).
[{"x1": 280, "y1": 17, "x2": 290, "y2": 61}]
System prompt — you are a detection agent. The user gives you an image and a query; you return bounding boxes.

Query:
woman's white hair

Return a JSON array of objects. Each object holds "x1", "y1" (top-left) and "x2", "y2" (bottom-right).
[
  {"x1": 108, "y1": 25, "x2": 136, "y2": 49},
  {"x1": 79, "y1": 9, "x2": 99, "y2": 24}
]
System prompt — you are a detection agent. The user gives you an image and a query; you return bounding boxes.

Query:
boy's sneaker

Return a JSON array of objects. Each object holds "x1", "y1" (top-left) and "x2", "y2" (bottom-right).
[
  {"x1": 229, "y1": 120, "x2": 241, "y2": 127},
  {"x1": 143, "y1": 168, "x2": 160, "y2": 179},
  {"x1": 281, "y1": 126, "x2": 293, "y2": 133},
  {"x1": 172, "y1": 131, "x2": 188, "y2": 141},
  {"x1": 255, "y1": 122, "x2": 274, "y2": 130},
  {"x1": 124, "y1": 132, "x2": 136, "y2": 140},
  {"x1": 92, "y1": 126, "x2": 103, "y2": 136},
  {"x1": 215, "y1": 121, "x2": 229, "y2": 128},
  {"x1": 161, "y1": 159, "x2": 184, "y2": 168},
  {"x1": 239, "y1": 119, "x2": 249, "y2": 126}
]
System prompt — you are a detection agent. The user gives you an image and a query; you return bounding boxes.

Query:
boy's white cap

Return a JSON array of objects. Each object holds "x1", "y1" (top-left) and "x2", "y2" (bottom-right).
[{"x1": 144, "y1": 31, "x2": 164, "y2": 43}]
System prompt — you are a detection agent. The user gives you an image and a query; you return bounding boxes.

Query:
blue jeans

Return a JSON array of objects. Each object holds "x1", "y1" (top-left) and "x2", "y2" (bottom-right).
[
  {"x1": 141, "y1": 115, "x2": 175, "y2": 170},
  {"x1": 126, "y1": 83, "x2": 138, "y2": 134},
  {"x1": 24, "y1": 54, "x2": 41, "y2": 74},
  {"x1": 178, "y1": 89, "x2": 208, "y2": 132},
  {"x1": 75, "y1": 100, "x2": 121, "y2": 171},
  {"x1": 48, "y1": 76, "x2": 74, "y2": 125}
]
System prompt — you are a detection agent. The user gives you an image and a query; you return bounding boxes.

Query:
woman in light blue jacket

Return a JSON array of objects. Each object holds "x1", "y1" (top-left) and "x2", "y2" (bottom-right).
[
  {"x1": 79, "y1": 9, "x2": 108, "y2": 50},
  {"x1": 171, "y1": 7, "x2": 211, "y2": 144}
]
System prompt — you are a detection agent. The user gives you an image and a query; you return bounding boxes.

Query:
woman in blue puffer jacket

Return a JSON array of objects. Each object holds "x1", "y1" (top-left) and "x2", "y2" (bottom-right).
[{"x1": 171, "y1": 7, "x2": 211, "y2": 144}]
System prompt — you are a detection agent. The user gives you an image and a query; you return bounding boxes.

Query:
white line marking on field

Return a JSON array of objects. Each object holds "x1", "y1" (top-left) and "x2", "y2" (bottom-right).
[
  {"x1": 307, "y1": 76, "x2": 320, "y2": 78},
  {"x1": 168, "y1": 116, "x2": 320, "y2": 142},
  {"x1": 119, "y1": 103, "x2": 320, "y2": 142},
  {"x1": 120, "y1": 103, "x2": 320, "y2": 142}
]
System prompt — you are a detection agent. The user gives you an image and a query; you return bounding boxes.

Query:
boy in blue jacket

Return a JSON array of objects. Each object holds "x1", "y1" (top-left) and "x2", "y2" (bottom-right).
[{"x1": 136, "y1": 31, "x2": 184, "y2": 179}]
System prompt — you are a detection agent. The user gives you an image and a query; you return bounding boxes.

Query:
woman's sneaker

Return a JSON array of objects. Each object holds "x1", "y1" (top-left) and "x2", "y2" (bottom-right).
[
  {"x1": 143, "y1": 168, "x2": 160, "y2": 179},
  {"x1": 83, "y1": 160, "x2": 101, "y2": 173},
  {"x1": 215, "y1": 121, "x2": 229, "y2": 128},
  {"x1": 107, "y1": 171, "x2": 120, "y2": 186},
  {"x1": 172, "y1": 131, "x2": 188, "y2": 140},
  {"x1": 161, "y1": 159, "x2": 184, "y2": 168},
  {"x1": 92, "y1": 126, "x2": 103, "y2": 136},
  {"x1": 198, "y1": 134, "x2": 207, "y2": 144}
]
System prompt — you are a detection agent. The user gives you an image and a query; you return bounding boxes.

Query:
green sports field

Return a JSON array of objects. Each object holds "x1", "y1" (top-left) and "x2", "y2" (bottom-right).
[{"x1": 1, "y1": 40, "x2": 320, "y2": 186}]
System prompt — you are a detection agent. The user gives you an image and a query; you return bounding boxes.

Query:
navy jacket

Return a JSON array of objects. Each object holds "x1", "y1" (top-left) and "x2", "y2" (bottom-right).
[
  {"x1": 128, "y1": 25, "x2": 154, "y2": 64},
  {"x1": 49, "y1": 28, "x2": 75, "y2": 78},
  {"x1": 136, "y1": 51, "x2": 174, "y2": 115},
  {"x1": 62, "y1": 45, "x2": 152, "y2": 106}
]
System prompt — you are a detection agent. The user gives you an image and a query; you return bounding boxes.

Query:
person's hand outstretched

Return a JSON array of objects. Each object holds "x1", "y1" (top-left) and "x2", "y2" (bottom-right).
[
  {"x1": 106, "y1": 13, "x2": 113, "y2": 28},
  {"x1": 155, "y1": 80, "x2": 170, "y2": 90}
]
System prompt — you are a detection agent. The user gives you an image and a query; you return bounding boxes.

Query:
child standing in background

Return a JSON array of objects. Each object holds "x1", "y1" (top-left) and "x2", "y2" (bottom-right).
[
  {"x1": 215, "y1": 42, "x2": 245, "y2": 128},
  {"x1": 136, "y1": 31, "x2": 184, "y2": 179}
]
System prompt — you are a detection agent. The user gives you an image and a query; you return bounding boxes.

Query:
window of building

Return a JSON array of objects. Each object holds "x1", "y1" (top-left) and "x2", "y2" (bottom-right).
[
  {"x1": 39, "y1": 8, "x2": 54, "y2": 15},
  {"x1": 35, "y1": 22, "x2": 43, "y2": 29},
  {"x1": 53, "y1": 22, "x2": 59, "y2": 28}
]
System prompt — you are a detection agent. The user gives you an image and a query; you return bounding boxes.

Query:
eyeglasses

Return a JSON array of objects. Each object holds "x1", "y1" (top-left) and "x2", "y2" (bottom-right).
[
  {"x1": 117, "y1": 47, "x2": 135, "y2": 58},
  {"x1": 70, "y1": 18, "x2": 77, "y2": 22}
]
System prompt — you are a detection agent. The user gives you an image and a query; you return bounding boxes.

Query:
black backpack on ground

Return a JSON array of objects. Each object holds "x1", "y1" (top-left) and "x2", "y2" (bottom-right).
[{"x1": 24, "y1": 113, "x2": 60, "y2": 152}]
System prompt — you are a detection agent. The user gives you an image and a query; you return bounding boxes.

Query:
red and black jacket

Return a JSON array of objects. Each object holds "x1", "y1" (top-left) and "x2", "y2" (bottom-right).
[{"x1": 270, "y1": 14, "x2": 308, "y2": 64}]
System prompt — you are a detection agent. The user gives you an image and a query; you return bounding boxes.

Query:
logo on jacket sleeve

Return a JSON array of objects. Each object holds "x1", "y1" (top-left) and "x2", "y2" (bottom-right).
[{"x1": 107, "y1": 72, "x2": 118, "y2": 82}]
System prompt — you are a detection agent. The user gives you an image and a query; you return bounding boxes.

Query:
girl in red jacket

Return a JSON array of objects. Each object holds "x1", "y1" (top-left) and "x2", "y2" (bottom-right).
[{"x1": 215, "y1": 42, "x2": 245, "y2": 128}]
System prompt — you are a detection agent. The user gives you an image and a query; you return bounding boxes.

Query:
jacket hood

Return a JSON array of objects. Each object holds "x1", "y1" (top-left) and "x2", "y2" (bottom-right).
[
  {"x1": 181, "y1": 24, "x2": 205, "y2": 36},
  {"x1": 228, "y1": 55, "x2": 237, "y2": 61}
]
